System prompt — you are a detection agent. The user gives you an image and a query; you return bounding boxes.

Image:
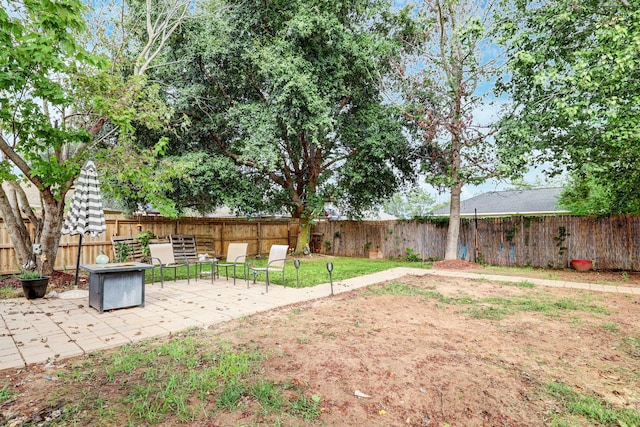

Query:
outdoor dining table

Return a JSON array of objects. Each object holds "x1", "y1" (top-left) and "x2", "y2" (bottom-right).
[{"x1": 80, "y1": 262, "x2": 153, "y2": 313}]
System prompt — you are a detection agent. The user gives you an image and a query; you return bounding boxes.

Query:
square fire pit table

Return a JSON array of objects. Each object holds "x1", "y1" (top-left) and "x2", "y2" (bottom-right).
[{"x1": 80, "y1": 262, "x2": 153, "y2": 312}]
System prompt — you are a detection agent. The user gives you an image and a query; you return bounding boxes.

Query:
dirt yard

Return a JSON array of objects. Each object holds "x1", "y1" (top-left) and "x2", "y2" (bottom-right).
[{"x1": 1, "y1": 264, "x2": 639, "y2": 426}]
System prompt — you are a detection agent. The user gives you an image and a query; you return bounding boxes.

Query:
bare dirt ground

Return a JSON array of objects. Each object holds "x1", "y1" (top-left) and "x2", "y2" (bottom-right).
[{"x1": 1, "y1": 263, "x2": 639, "y2": 426}]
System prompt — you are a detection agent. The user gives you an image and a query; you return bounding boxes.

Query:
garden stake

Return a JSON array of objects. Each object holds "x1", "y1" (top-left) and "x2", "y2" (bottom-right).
[
  {"x1": 326, "y1": 262, "x2": 334, "y2": 295},
  {"x1": 294, "y1": 259, "x2": 300, "y2": 287}
]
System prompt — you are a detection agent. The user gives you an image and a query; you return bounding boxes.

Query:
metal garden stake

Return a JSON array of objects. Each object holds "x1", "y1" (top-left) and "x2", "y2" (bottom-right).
[
  {"x1": 294, "y1": 259, "x2": 300, "y2": 287},
  {"x1": 326, "y1": 262, "x2": 334, "y2": 295}
]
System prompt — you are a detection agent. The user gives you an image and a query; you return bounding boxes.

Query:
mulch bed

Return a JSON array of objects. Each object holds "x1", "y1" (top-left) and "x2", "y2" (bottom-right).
[{"x1": 0, "y1": 270, "x2": 87, "y2": 293}]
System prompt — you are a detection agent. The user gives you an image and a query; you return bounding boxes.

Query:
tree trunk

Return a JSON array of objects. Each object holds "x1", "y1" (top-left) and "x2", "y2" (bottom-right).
[
  {"x1": 0, "y1": 185, "x2": 34, "y2": 270},
  {"x1": 39, "y1": 195, "x2": 66, "y2": 276},
  {"x1": 445, "y1": 181, "x2": 462, "y2": 260},
  {"x1": 296, "y1": 217, "x2": 311, "y2": 255},
  {"x1": 445, "y1": 121, "x2": 464, "y2": 260},
  {"x1": 0, "y1": 182, "x2": 66, "y2": 276}
]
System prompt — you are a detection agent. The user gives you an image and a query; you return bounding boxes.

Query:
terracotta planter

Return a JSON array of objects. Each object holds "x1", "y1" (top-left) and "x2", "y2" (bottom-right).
[
  {"x1": 20, "y1": 277, "x2": 50, "y2": 299},
  {"x1": 571, "y1": 259, "x2": 593, "y2": 272},
  {"x1": 368, "y1": 250, "x2": 379, "y2": 260}
]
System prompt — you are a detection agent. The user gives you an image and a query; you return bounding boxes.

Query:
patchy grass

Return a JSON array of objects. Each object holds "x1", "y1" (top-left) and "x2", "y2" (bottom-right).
[
  {"x1": 0, "y1": 285, "x2": 20, "y2": 299},
  {"x1": 619, "y1": 336, "x2": 640, "y2": 359},
  {"x1": 546, "y1": 382, "x2": 640, "y2": 426},
  {"x1": 44, "y1": 330, "x2": 322, "y2": 426},
  {"x1": 465, "y1": 294, "x2": 610, "y2": 320},
  {"x1": 497, "y1": 280, "x2": 537, "y2": 288},
  {"x1": 0, "y1": 385, "x2": 17, "y2": 403},
  {"x1": 367, "y1": 281, "x2": 475, "y2": 305},
  {"x1": 369, "y1": 281, "x2": 611, "y2": 321}
]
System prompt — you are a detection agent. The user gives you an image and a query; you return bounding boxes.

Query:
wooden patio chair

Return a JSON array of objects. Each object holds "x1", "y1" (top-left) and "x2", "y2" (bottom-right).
[
  {"x1": 247, "y1": 244, "x2": 289, "y2": 292},
  {"x1": 149, "y1": 242, "x2": 190, "y2": 287}
]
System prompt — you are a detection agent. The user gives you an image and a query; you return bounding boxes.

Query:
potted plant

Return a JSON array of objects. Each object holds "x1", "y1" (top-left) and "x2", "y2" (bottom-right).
[
  {"x1": 17, "y1": 268, "x2": 49, "y2": 299},
  {"x1": 365, "y1": 242, "x2": 379, "y2": 259},
  {"x1": 570, "y1": 259, "x2": 593, "y2": 272}
]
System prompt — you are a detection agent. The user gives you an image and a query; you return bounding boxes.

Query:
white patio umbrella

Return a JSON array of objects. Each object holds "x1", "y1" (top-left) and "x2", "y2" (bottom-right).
[{"x1": 60, "y1": 160, "x2": 107, "y2": 297}]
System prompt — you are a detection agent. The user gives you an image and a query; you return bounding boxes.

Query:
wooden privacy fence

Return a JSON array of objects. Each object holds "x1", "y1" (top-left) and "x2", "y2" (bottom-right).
[
  {"x1": 3, "y1": 214, "x2": 640, "y2": 274},
  {"x1": 0, "y1": 216, "x2": 299, "y2": 274},
  {"x1": 311, "y1": 215, "x2": 640, "y2": 271}
]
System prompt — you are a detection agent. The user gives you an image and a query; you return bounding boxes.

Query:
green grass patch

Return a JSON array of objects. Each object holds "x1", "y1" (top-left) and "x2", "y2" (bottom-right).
[
  {"x1": 619, "y1": 336, "x2": 640, "y2": 359},
  {"x1": 367, "y1": 281, "x2": 475, "y2": 305},
  {"x1": 0, "y1": 285, "x2": 20, "y2": 299},
  {"x1": 469, "y1": 295, "x2": 611, "y2": 319},
  {"x1": 466, "y1": 305, "x2": 510, "y2": 320},
  {"x1": 600, "y1": 322, "x2": 619, "y2": 332},
  {"x1": 545, "y1": 382, "x2": 640, "y2": 426},
  {"x1": 50, "y1": 333, "x2": 323, "y2": 425},
  {"x1": 289, "y1": 393, "x2": 322, "y2": 421},
  {"x1": 367, "y1": 281, "x2": 428, "y2": 296},
  {"x1": 249, "y1": 380, "x2": 285, "y2": 413},
  {"x1": 497, "y1": 280, "x2": 537, "y2": 288},
  {"x1": 366, "y1": 282, "x2": 610, "y2": 321},
  {"x1": 0, "y1": 384, "x2": 17, "y2": 403},
  {"x1": 144, "y1": 256, "x2": 431, "y2": 288}
]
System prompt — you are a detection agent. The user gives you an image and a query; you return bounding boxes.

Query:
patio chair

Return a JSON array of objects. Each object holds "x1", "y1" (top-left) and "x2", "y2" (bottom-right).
[
  {"x1": 247, "y1": 244, "x2": 289, "y2": 292},
  {"x1": 149, "y1": 242, "x2": 190, "y2": 287},
  {"x1": 170, "y1": 234, "x2": 216, "y2": 283},
  {"x1": 215, "y1": 242, "x2": 248, "y2": 286}
]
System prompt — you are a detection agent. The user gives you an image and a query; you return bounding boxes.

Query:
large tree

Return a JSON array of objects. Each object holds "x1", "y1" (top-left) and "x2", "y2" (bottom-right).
[
  {"x1": 0, "y1": 0, "x2": 110, "y2": 275},
  {"x1": 395, "y1": 0, "x2": 503, "y2": 259},
  {"x1": 495, "y1": 0, "x2": 640, "y2": 214},
  {"x1": 0, "y1": 0, "x2": 188, "y2": 275},
  {"x1": 138, "y1": 0, "x2": 424, "y2": 252}
]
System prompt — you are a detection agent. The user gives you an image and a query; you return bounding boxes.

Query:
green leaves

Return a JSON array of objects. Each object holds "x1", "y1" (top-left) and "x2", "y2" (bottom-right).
[
  {"x1": 495, "y1": 0, "x2": 640, "y2": 212},
  {"x1": 137, "y1": 0, "x2": 421, "y2": 220}
]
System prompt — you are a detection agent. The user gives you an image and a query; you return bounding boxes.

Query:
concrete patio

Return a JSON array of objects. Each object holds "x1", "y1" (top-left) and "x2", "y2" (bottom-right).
[{"x1": 1, "y1": 268, "x2": 638, "y2": 372}]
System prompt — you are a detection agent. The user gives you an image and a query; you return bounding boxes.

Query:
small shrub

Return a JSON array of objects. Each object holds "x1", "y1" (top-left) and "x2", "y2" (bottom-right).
[
  {"x1": 136, "y1": 231, "x2": 156, "y2": 260},
  {"x1": 114, "y1": 242, "x2": 132, "y2": 263},
  {"x1": 0, "y1": 385, "x2": 17, "y2": 403},
  {"x1": 405, "y1": 248, "x2": 421, "y2": 262}
]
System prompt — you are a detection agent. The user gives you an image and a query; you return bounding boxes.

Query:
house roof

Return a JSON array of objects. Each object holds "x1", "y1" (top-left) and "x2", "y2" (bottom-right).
[{"x1": 432, "y1": 187, "x2": 570, "y2": 217}]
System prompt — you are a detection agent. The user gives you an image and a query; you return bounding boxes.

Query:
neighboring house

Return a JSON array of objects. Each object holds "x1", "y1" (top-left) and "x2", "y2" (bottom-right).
[
  {"x1": 432, "y1": 187, "x2": 569, "y2": 218},
  {"x1": 362, "y1": 210, "x2": 398, "y2": 221}
]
